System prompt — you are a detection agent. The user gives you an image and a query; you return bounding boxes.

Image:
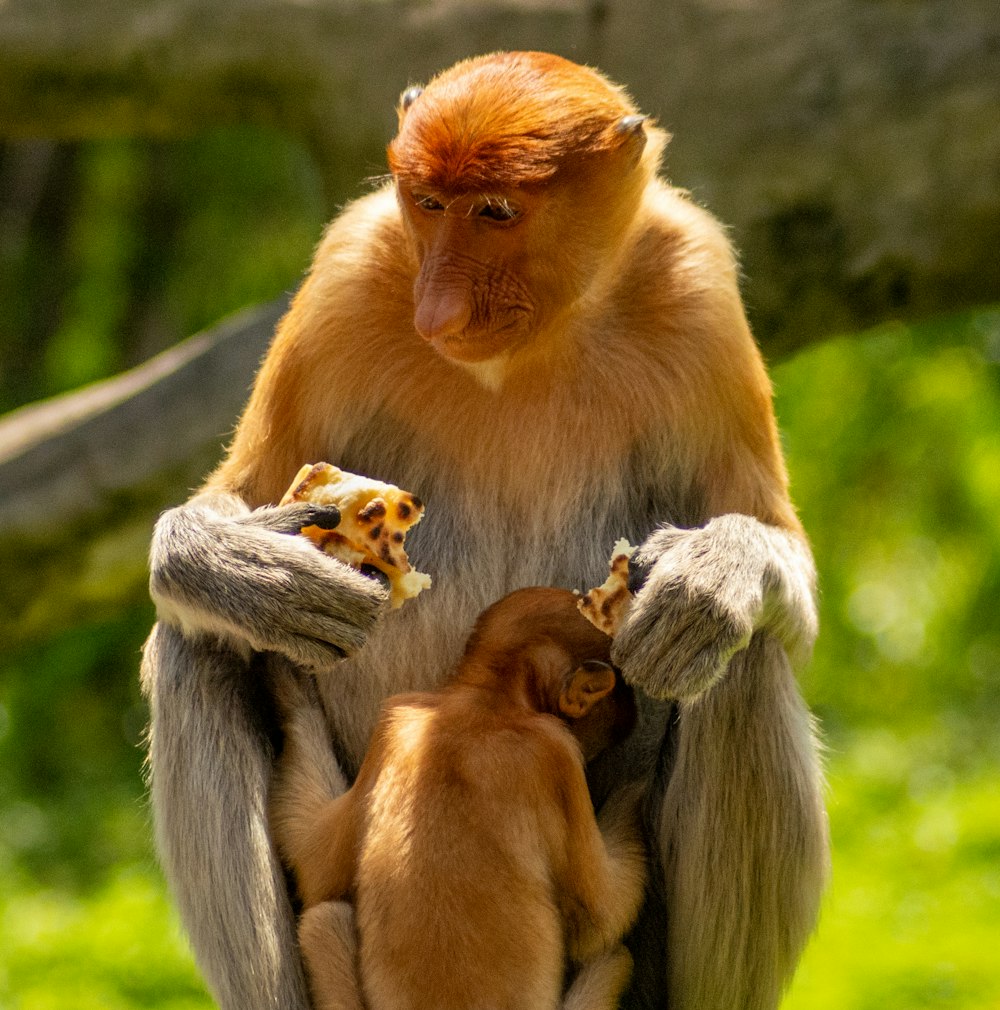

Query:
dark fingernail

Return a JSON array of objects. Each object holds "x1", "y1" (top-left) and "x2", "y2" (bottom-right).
[
  {"x1": 359, "y1": 564, "x2": 391, "y2": 591},
  {"x1": 627, "y1": 555, "x2": 652, "y2": 594},
  {"x1": 303, "y1": 505, "x2": 341, "y2": 531}
]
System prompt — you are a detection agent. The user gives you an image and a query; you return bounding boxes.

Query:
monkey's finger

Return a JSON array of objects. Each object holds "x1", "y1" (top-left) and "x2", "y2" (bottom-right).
[
  {"x1": 239, "y1": 502, "x2": 342, "y2": 535},
  {"x1": 266, "y1": 656, "x2": 323, "y2": 714},
  {"x1": 278, "y1": 633, "x2": 348, "y2": 672},
  {"x1": 626, "y1": 554, "x2": 654, "y2": 594},
  {"x1": 299, "y1": 504, "x2": 342, "y2": 531},
  {"x1": 281, "y1": 564, "x2": 389, "y2": 649}
]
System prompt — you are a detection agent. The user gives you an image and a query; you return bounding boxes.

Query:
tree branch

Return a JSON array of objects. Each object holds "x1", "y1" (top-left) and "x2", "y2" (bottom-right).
[{"x1": 0, "y1": 299, "x2": 285, "y2": 646}]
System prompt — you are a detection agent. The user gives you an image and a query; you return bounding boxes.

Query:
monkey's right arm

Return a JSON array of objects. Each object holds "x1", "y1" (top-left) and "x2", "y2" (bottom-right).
[
  {"x1": 142, "y1": 499, "x2": 383, "y2": 1010},
  {"x1": 551, "y1": 754, "x2": 648, "y2": 964},
  {"x1": 149, "y1": 489, "x2": 388, "y2": 670}
]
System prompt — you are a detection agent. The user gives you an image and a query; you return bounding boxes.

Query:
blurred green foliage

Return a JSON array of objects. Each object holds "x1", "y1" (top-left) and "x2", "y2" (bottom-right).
[
  {"x1": 0, "y1": 132, "x2": 997, "y2": 1009},
  {"x1": 773, "y1": 308, "x2": 1000, "y2": 1009},
  {"x1": 780, "y1": 311, "x2": 1000, "y2": 740},
  {"x1": 0, "y1": 129, "x2": 326, "y2": 413}
]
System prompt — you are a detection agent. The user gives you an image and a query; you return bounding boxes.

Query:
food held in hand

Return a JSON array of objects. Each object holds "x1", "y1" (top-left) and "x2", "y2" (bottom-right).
[
  {"x1": 281, "y1": 462, "x2": 431, "y2": 608},
  {"x1": 577, "y1": 538, "x2": 635, "y2": 636}
]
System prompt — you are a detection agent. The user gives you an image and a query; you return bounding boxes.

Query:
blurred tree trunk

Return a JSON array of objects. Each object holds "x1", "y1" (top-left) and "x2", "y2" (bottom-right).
[
  {"x1": 2, "y1": 0, "x2": 998, "y2": 350},
  {"x1": 1, "y1": 0, "x2": 998, "y2": 644},
  {"x1": 0, "y1": 300, "x2": 286, "y2": 646}
]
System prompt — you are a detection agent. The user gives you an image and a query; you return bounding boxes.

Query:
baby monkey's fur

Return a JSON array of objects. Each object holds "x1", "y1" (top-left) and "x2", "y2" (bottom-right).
[{"x1": 270, "y1": 587, "x2": 646, "y2": 1010}]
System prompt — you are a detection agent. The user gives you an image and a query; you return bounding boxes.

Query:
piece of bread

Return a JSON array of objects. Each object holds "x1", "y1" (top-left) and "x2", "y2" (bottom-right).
[
  {"x1": 577, "y1": 538, "x2": 635, "y2": 636},
  {"x1": 280, "y1": 462, "x2": 432, "y2": 608}
]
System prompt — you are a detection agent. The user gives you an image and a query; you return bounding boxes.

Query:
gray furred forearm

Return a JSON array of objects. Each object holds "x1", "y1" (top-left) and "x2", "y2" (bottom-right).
[
  {"x1": 141, "y1": 623, "x2": 314, "y2": 1010},
  {"x1": 758, "y1": 518, "x2": 818, "y2": 668},
  {"x1": 148, "y1": 491, "x2": 387, "y2": 669},
  {"x1": 613, "y1": 514, "x2": 818, "y2": 700}
]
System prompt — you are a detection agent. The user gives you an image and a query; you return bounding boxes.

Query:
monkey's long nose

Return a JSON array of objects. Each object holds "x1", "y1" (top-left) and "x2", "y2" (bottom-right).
[{"x1": 414, "y1": 286, "x2": 472, "y2": 344}]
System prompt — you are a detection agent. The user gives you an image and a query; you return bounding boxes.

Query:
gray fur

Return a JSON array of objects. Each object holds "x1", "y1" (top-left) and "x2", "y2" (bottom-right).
[
  {"x1": 149, "y1": 491, "x2": 388, "y2": 670},
  {"x1": 609, "y1": 516, "x2": 826, "y2": 1009},
  {"x1": 655, "y1": 635, "x2": 828, "y2": 1008},
  {"x1": 612, "y1": 515, "x2": 818, "y2": 702},
  {"x1": 142, "y1": 478, "x2": 826, "y2": 1010},
  {"x1": 144, "y1": 492, "x2": 388, "y2": 1010},
  {"x1": 141, "y1": 625, "x2": 312, "y2": 1009}
]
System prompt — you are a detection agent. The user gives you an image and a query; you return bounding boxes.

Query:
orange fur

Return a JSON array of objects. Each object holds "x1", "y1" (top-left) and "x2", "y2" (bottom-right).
[
  {"x1": 208, "y1": 187, "x2": 793, "y2": 529},
  {"x1": 270, "y1": 589, "x2": 645, "y2": 1010},
  {"x1": 206, "y1": 57, "x2": 789, "y2": 529},
  {"x1": 388, "y1": 52, "x2": 645, "y2": 191}
]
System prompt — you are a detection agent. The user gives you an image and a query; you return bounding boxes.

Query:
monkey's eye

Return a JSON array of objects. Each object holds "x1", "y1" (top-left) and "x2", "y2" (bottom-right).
[
  {"x1": 478, "y1": 201, "x2": 520, "y2": 223},
  {"x1": 413, "y1": 192, "x2": 445, "y2": 213}
]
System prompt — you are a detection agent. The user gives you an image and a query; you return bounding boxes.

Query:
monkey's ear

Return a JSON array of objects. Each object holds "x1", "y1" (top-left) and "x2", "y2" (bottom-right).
[
  {"x1": 616, "y1": 114, "x2": 647, "y2": 137},
  {"x1": 559, "y1": 660, "x2": 616, "y2": 719},
  {"x1": 400, "y1": 85, "x2": 424, "y2": 112},
  {"x1": 609, "y1": 113, "x2": 649, "y2": 165}
]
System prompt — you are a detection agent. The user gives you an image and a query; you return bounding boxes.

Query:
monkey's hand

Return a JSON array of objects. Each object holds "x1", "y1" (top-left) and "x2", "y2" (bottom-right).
[
  {"x1": 612, "y1": 514, "x2": 817, "y2": 701},
  {"x1": 149, "y1": 491, "x2": 389, "y2": 670}
]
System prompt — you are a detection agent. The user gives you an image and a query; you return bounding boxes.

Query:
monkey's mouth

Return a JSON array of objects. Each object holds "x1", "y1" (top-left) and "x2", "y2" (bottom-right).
[{"x1": 429, "y1": 318, "x2": 529, "y2": 365}]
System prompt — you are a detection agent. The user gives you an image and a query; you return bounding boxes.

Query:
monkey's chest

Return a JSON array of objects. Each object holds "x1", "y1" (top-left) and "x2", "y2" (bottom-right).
[
  {"x1": 319, "y1": 412, "x2": 691, "y2": 772},
  {"x1": 314, "y1": 477, "x2": 668, "y2": 777}
]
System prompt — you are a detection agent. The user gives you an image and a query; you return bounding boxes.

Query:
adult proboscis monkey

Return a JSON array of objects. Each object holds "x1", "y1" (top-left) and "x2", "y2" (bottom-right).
[{"x1": 142, "y1": 50, "x2": 828, "y2": 1010}]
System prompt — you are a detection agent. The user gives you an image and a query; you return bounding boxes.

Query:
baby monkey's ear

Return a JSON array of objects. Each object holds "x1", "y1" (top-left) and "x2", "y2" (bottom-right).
[{"x1": 559, "y1": 660, "x2": 616, "y2": 719}]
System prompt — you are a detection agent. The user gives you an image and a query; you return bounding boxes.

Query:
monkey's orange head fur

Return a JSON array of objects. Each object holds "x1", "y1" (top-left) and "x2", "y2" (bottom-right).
[
  {"x1": 463, "y1": 586, "x2": 613, "y2": 672},
  {"x1": 459, "y1": 587, "x2": 637, "y2": 757},
  {"x1": 388, "y1": 52, "x2": 649, "y2": 193}
]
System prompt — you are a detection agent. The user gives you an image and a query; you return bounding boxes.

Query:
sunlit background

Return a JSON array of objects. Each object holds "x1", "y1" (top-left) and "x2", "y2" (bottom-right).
[{"x1": 1, "y1": 87, "x2": 998, "y2": 1010}]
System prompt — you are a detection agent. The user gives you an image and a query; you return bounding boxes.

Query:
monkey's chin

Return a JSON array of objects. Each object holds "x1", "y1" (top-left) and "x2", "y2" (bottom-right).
[
  {"x1": 429, "y1": 332, "x2": 518, "y2": 390},
  {"x1": 453, "y1": 354, "x2": 511, "y2": 392}
]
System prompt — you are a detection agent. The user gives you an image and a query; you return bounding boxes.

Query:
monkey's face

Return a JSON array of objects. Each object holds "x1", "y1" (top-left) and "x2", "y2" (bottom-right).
[
  {"x1": 399, "y1": 186, "x2": 547, "y2": 365},
  {"x1": 386, "y1": 51, "x2": 651, "y2": 371}
]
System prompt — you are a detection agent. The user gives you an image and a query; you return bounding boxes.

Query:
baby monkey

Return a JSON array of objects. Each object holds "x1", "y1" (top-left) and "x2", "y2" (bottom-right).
[{"x1": 269, "y1": 586, "x2": 647, "y2": 1010}]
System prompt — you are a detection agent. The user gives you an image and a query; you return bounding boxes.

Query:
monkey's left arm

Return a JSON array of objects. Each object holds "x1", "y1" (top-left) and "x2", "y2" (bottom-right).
[
  {"x1": 597, "y1": 175, "x2": 824, "y2": 1010},
  {"x1": 269, "y1": 659, "x2": 367, "y2": 908},
  {"x1": 612, "y1": 514, "x2": 817, "y2": 701}
]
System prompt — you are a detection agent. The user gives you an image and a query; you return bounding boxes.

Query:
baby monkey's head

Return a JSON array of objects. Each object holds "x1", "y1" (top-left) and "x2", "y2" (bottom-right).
[{"x1": 461, "y1": 586, "x2": 637, "y2": 761}]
